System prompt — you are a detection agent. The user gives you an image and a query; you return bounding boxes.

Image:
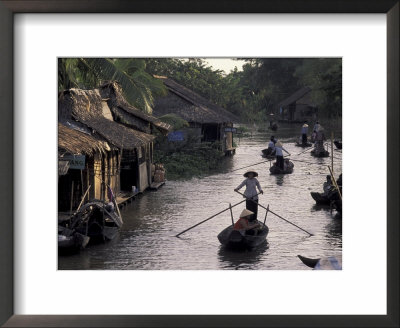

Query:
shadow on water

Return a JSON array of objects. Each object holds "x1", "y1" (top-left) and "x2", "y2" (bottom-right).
[{"x1": 217, "y1": 242, "x2": 270, "y2": 270}]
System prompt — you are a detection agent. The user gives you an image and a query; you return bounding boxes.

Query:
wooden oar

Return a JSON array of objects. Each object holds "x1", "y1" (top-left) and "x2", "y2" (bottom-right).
[
  {"x1": 175, "y1": 199, "x2": 246, "y2": 237},
  {"x1": 234, "y1": 190, "x2": 313, "y2": 236},
  {"x1": 296, "y1": 146, "x2": 314, "y2": 156}
]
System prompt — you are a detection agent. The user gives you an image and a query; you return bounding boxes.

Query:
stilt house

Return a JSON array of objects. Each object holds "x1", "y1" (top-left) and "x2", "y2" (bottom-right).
[
  {"x1": 153, "y1": 76, "x2": 238, "y2": 155},
  {"x1": 58, "y1": 82, "x2": 171, "y2": 211},
  {"x1": 277, "y1": 86, "x2": 318, "y2": 122}
]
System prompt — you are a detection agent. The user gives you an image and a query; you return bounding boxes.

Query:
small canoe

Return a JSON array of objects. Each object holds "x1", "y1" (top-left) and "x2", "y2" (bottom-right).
[
  {"x1": 298, "y1": 255, "x2": 342, "y2": 270},
  {"x1": 218, "y1": 221, "x2": 269, "y2": 249},
  {"x1": 311, "y1": 149, "x2": 329, "y2": 157},
  {"x1": 269, "y1": 160, "x2": 294, "y2": 175},
  {"x1": 298, "y1": 255, "x2": 320, "y2": 268},
  {"x1": 310, "y1": 192, "x2": 331, "y2": 205},
  {"x1": 334, "y1": 140, "x2": 342, "y2": 149}
]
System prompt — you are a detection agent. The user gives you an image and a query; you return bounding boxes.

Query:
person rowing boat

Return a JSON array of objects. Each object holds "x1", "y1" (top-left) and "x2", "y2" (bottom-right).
[{"x1": 234, "y1": 170, "x2": 263, "y2": 221}]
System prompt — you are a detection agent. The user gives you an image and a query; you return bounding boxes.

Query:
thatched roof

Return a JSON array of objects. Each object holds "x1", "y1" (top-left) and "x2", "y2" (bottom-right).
[
  {"x1": 100, "y1": 82, "x2": 172, "y2": 134},
  {"x1": 152, "y1": 76, "x2": 239, "y2": 124},
  {"x1": 277, "y1": 86, "x2": 312, "y2": 108},
  {"x1": 58, "y1": 88, "x2": 155, "y2": 150},
  {"x1": 58, "y1": 122, "x2": 110, "y2": 156}
]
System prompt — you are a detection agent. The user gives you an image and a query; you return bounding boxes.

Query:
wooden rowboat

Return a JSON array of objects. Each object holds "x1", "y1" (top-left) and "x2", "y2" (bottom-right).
[
  {"x1": 310, "y1": 192, "x2": 331, "y2": 205},
  {"x1": 298, "y1": 255, "x2": 342, "y2": 270},
  {"x1": 311, "y1": 149, "x2": 329, "y2": 157},
  {"x1": 218, "y1": 220, "x2": 269, "y2": 249},
  {"x1": 295, "y1": 141, "x2": 312, "y2": 147},
  {"x1": 71, "y1": 200, "x2": 123, "y2": 243},
  {"x1": 269, "y1": 159, "x2": 294, "y2": 175}
]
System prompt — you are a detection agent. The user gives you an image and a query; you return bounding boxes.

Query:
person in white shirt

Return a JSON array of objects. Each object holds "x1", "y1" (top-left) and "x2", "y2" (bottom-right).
[
  {"x1": 301, "y1": 122, "x2": 309, "y2": 144},
  {"x1": 234, "y1": 170, "x2": 263, "y2": 221},
  {"x1": 266, "y1": 136, "x2": 276, "y2": 155},
  {"x1": 275, "y1": 141, "x2": 290, "y2": 169}
]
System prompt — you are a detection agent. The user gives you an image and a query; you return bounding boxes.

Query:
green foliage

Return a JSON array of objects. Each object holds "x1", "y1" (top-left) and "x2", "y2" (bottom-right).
[
  {"x1": 154, "y1": 144, "x2": 226, "y2": 180},
  {"x1": 58, "y1": 58, "x2": 166, "y2": 113},
  {"x1": 145, "y1": 58, "x2": 342, "y2": 122},
  {"x1": 158, "y1": 114, "x2": 189, "y2": 131}
]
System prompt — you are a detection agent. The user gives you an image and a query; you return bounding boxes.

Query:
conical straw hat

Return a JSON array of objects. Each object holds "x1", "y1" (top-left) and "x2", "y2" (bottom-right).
[
  {"x1": 240, "y1": 209, "x2": 254, "y2": 218},
  {"x1": 243, "y1": 170, "x2": 258, "y2": 177},
  {"x1": 276, "y1": 141, "x2": 283, "y2": 147},
  {"x1": 303, "y1": 123, "x2": 308, "y2": 128}
]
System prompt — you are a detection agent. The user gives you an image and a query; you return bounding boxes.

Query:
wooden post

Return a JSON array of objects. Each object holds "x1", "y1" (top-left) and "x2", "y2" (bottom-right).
[
  {"x1": 229, "y1": 203, "x2": 234, "y2": 227},
  {"x1": 331, "y1": 132, "x2": 334, "y2": 176},
  {"x1": 69, "y1": 180, "x2": 74, "y2": 216},
  {"x1": 86, "y1": 163, "x2": 90, "y2": 201},
  {"x1": 263, "y1": 205, "x2": 269, "y2": 226}
]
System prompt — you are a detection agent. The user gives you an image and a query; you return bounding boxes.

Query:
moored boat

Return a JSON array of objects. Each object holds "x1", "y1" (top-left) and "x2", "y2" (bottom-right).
[
  {"x1": 218, "y1": 220, "x2": 269, "y2": 249},
  {"x1": 58, "y1": 226, "x2": 90, "y2": 252},
  {"x1": 269, "y1": 159, "x2": 294, "y2": 174},
  {"x1": 70, "y1": 199, "x2": 123, "y2": 243}
]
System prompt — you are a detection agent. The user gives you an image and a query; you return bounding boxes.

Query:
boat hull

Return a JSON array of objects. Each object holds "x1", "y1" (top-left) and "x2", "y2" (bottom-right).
[
  {"x1": 269, "y1": 160, "x2": 294, "y2": 175},
  {"x1": 218, "y1": 221, "x2": 269, "y2": 249},
  {"x1": 311, "y1": 149, "x2": 329, "y2": 157},
  {"x1": 310, "y1": 192, "x2": 331, "y2": 205}
]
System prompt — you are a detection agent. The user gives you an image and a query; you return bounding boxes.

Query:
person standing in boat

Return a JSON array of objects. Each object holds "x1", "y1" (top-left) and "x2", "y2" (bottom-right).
[
  {"x1": 266, "y1": 136, "x2": 277, "y2": 155},
  {"x1": 234, "y1": 170, "x2": 263, "y2": 221},
  {"x1": 275, "y1": 141, "x2": 290, "y2": 170},
  {"x1": 314, "y1": 126, "x2": 326, "y2": 153},
  {"x1": 301, "y1": 122, "x2": 309, "y2": 144}
]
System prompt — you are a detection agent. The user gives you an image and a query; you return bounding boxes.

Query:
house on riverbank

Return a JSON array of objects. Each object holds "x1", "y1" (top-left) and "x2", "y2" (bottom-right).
[
  {"x1": 277, "y1": 86, "x2": 318, "y2": 123},
  {"x1": 152, "y1": 76, "x2": 239, "y2": 155},
  {"x1": 58, "y1": 83, "x2": 172, "y2": 211}
]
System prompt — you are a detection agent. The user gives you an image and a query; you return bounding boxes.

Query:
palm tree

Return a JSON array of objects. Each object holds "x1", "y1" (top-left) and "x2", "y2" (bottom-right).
[{"x1": 58, "y1": 58, "x2": 166, "y2": 113}]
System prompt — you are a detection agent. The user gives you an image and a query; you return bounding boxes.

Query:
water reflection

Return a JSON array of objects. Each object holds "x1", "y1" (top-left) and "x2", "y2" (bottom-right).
[{"x1": 218, "y1": 242, "x2": 270, "y2": 270}]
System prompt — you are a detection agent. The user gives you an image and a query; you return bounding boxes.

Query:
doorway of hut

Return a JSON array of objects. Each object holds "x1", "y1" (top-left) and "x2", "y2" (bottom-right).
[
  {"x1": 120, "y1": 151, "x2": 139, "y2": 192},
  {"x1": 202, "y1": 123, "x2": 219, "y2": 142},
  {"x1": 58, "y1": 169, "x2": 83, "y2": 212}
]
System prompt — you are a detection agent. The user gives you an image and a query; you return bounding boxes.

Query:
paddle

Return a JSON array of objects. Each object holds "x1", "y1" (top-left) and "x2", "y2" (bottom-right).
[
  {"x1": 175, "y1": 198, "x2": 249, "y2": 237},
  {"x1": 234, "y1": 190, "x2": 313, "y2": 236}
]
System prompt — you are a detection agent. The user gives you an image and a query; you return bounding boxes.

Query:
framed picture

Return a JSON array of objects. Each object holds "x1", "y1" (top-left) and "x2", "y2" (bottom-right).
[{"x1": 1, "y1": 1, "x2": 398, "y2": 327}]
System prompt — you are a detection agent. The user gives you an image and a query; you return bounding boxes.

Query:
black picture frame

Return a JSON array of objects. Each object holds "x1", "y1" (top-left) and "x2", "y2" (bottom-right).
[{"x1": 1, "y1": 1, "x2": 398, "y2": 327}]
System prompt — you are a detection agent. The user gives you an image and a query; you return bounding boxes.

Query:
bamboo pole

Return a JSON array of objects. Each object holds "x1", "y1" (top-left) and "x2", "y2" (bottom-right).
[
  {"x1": 234, "y1": 190, "x2": 313, "y2": 236},
  {"x1": 175, "y1": 198, "x2": 249, "y2": 237},
  {"x1": 328, "y1": 166, "x2": 342, "y2": 201},
  {"x1": 331, "y1": 132, "x2": 334, "y2": 176},
  {"x1": 76, "y1": 184, "x2": 91, "y2": 212},
  {"x1": 69, "y1": 180, "x2": 74, "y2": 217}
]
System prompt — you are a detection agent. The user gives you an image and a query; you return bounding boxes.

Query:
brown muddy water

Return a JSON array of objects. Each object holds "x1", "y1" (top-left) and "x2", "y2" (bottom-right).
[{"x1": 58, "y1": 124, "x2": 342, "y2": 270}]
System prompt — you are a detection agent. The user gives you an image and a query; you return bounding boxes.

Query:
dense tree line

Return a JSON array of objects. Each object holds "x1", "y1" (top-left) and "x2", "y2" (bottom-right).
[
  {"x1": 145, "y1": 58, "x2": 342, "y2": 122},
  {"x1": 58, "y1": 57, "x2": 341, "y2": 121}
]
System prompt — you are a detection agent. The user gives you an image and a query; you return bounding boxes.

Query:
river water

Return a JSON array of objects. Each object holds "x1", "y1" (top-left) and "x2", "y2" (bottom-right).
[{"x1": 59, "y1": 124, "x2": 342, "y2": 270}]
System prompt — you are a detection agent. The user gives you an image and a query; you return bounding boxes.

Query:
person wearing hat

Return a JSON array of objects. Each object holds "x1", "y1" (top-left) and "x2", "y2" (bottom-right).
[
  {"x1": 266, "y1": 136, "x2": 277, "y2": 155},
  {"x1": 233, "y1": 209, "x2": 260, "y2": 233},
  {"x1": 301, "y1": 122, "x2": 309, "y2": 144},
  {"x1": 234, "y1": 170, "x2": 263, "y2": 221},
  {"x1": 275, "y1": 141, "x2": 290, "y2": 170},
  {"x1": 314, "y1": 125, "x2": 326, "y2": 152}
]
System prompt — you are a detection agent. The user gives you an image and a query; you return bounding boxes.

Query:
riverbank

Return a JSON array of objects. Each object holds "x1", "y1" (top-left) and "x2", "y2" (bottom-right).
[{"x1": 154, "y1": 143, "x2": 228, "y2": 180}]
